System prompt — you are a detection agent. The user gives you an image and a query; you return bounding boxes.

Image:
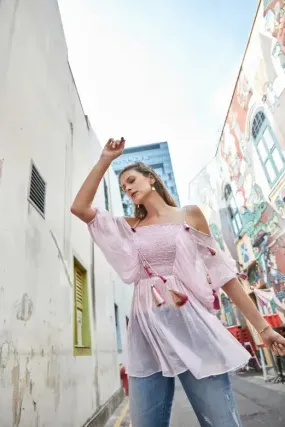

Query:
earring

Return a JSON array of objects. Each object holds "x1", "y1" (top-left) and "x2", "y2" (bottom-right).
[
  {"x1": 151, "y1": 185, "x2": 155, "y2": 191},
  {"x1": 137, "y1": 204, "x2": 140, "y2": 209}
]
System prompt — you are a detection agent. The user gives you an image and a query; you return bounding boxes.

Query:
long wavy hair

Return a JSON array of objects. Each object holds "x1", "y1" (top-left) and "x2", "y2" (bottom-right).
[{"x1": 119, "y1": 162, "x2": 177, "y2": 220}]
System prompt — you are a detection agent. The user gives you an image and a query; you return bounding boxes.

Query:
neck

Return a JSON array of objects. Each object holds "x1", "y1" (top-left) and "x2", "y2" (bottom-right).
[{"x1": 142, "y1": 192, "x2": 172, "y2": 219}]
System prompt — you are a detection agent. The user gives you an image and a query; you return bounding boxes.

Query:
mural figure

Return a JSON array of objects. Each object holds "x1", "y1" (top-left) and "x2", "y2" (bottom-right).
[
  {"x1": 241, "y1": 203, "x2": 279, "y2": 242},
  {"x1": 248, "y1": 264, "x2": 261, "y2": 284},
  {"x1": 258, "y1": 234, "x2": 271, "y2": 286},
  {"x1": 275, "y1": 186, "x2": 285, "y2": 217},
  {"x1": 268, "y1": 252, "x2": 285, "y2": 295}
]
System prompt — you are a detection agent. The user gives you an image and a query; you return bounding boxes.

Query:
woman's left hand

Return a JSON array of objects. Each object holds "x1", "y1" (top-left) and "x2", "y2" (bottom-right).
[{"x1": 261, "y1": 328, "x2": 285, "y2": 356}]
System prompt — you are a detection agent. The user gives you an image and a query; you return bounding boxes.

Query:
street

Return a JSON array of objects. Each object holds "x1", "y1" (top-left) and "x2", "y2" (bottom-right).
[{"x1": 105, "y1": 373, "x2": 285, "y2": 426}]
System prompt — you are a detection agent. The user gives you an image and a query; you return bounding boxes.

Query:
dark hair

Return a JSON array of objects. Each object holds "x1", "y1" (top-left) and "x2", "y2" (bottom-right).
[{"x1": 119, "y1": 162, "x2": 177, "y2": 219}]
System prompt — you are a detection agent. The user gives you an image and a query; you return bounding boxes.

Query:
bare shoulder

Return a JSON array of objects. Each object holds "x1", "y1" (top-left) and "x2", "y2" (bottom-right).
[{"x1": 185, "y1": 205, "x2": 210, "y2": 235}]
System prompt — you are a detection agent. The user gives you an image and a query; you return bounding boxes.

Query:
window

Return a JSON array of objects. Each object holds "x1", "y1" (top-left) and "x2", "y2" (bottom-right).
[
  {"x1": 73, "y1": 260, "x2": 91, "y2": 356},
  {"x1": 103, "y1": 178, "x2": 109, "y2": 211},
  {"x1": 252, "y1": 111, "x2": 285, "y2": 187},
  {"x1": 28, "y1": 163, "x2": 46, "y2": 217},
  {"x1": 114, "y1": 304, "x2": 122, "y2": 353},
  {"x1": 224, "y1": 184, "x2": 243, "y2": 237}
]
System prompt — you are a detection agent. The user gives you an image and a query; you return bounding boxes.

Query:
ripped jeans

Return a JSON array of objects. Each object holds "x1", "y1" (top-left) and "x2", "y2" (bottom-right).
[{"x1": 129, "y1": 370, "x2": 242, "y2": 427}]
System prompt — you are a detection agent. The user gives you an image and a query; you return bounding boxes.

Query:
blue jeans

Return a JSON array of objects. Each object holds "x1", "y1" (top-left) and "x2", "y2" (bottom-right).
[{"x1": 129, "y1": 371, "x2": 242, "y2": 427}]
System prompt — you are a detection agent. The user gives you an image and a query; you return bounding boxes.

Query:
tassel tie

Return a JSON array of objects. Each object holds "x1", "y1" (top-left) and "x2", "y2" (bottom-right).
[
  {"x1": 143, "y1": 265, "x2": 188, "y2": 308},
  {"x1": 184, "y1": 224, "x2": 220, "y2": 312},
  {"x1": 237, "y1": 272, "x2": 248, "y2": 280}
]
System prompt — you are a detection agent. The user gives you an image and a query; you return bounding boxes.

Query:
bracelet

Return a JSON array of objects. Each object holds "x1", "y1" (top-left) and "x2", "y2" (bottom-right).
[{"x1": 259, "y1": 325, "x2": 270, "y2": 335}]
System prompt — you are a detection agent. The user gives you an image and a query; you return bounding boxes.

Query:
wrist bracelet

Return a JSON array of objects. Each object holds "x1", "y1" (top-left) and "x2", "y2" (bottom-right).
[{"x1": 259, "y1": 325, "x2": 270, "y2": 335}]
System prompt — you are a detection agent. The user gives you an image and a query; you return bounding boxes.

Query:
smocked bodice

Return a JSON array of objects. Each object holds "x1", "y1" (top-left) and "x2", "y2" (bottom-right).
[{"x1": 134, "y1": 224, "x2": 179, "y2": 277}]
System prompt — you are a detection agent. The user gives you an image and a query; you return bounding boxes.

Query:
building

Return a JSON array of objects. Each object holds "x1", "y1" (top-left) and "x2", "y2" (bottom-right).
[
  {"x1": 112, "y1": 142, "x2": 180, "y2": 215},
  {"x1": 0, "y1": 1, "x2": 132, "y2": 426},
  {"x1": 188, "y1": 0, "x2": 285, "y2": 349}
]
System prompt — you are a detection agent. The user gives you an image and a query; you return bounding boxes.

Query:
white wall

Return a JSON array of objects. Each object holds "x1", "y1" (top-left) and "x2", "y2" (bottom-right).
[{"x1": 0, "y1": 1, "x2": 132, "y2": 426}]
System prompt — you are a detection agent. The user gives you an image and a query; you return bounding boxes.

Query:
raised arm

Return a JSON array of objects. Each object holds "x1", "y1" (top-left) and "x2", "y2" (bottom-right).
[
  {"x1": 71, "y1": 138, "x2": 125, "y2": 223},
  {"x1": 187, "y1": 205, "x2": 285, "y2": 356}
]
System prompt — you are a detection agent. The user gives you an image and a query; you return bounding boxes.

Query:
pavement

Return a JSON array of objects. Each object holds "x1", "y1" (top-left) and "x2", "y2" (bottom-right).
[{"x1": 104, "y1": 373, "x2": 285, "y2": 427}]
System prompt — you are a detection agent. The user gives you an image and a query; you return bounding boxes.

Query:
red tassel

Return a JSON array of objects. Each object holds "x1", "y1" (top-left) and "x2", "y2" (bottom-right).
[
  {"x1": 213, "y1": 290, "x2": 220, "y2": 310},
  {"x1": 207, "y1": 273, "x2": 212, "y2": 284},
  {"x1": 238, "y1": 273, "x2": 248, "y2": 280},
  {"x1": 151, "y1": 285, "x2": 165, "y2": 307},
  {"x1": 144, "y1": 266, "x2": 153, "y2": 277},
  {"x1": 168, "y1": 288, "x2": 188, "y2": 307},
  {"x1": 208, "y1": 247, "x2": 216, "y2": 256},
  {"x1": 159, "y1": 275, "x2": 167, "y2": 284}
]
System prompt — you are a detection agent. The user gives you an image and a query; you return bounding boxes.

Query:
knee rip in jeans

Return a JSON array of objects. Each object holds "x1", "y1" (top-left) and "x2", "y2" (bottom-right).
[{"x1": 201, "y1": 394, "x2": 240, "y2": 427}]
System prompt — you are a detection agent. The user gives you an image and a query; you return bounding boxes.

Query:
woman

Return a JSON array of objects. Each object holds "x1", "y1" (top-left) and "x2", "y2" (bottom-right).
[{"x1": 71, "y1": 138, "x2": 285, "y2": 427}]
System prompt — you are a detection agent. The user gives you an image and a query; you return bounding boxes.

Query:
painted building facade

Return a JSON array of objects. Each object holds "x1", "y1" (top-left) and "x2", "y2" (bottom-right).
[
  {"x1": 188, "y1": 0, "x2": 285, "y2": 326},
  {"x1": 113, "y1": 142, "x2": 180, "y2": 215},
  {"x1": 0, "y1": 1, "x2": 132, "y2": 426}
]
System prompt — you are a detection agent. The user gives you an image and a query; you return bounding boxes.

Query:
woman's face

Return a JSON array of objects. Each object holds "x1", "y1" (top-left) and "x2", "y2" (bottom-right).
[{"x1": 120, "y1": 169, "x2": 153, "y2": 204}]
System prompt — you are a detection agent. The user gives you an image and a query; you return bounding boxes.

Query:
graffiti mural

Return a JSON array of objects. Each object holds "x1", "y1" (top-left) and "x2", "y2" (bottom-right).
[
  {"x1": 263, "y1": 0, "x2": 285, "y2": 54},
  {"x1": 188, "y1": 1, "x2": 285, "y2": 322}
]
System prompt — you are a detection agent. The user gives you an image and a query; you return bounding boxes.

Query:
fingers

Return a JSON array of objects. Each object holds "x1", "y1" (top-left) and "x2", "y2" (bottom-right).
[
  {"x1": 107, "y1": 138, "x2": 125, "y2": 149},
  {"x1": 272, "y1": 342, "x2": 285, "y2": 356}
]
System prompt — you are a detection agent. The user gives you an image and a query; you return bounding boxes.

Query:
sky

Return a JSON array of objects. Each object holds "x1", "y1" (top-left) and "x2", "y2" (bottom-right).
[{"x1": 58, "y1": 0, "x2": 259, "y2": 205}]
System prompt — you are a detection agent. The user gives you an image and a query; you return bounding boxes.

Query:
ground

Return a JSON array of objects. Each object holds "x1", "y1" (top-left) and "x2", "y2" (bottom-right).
[{"x1": 104, "y1": 373, "x2": 285, "y2": 426}]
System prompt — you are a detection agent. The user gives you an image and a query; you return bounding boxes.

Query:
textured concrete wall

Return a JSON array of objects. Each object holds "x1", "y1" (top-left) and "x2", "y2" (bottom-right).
[{"x1": 0, "y1": 0, "x2": 132, "y2": 426}]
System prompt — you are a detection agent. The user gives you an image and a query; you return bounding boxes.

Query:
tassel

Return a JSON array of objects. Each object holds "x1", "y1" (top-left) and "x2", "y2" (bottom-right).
[
  {"x1": 151, "y1": 285, "x2": 165, "y2": 307},
  {"x1": 159, "y1": 275, "x2": 167, "y2": 284},
  {"x1": 238, "y1": 272, "x2": 248, "y2": 280},
  {"x1": 213, "y1": 290, "x2": 220, "y2": 311},
  {"x1": 184, "y1": 222, "x2": 190, "y2": 231},
  {"x1": 207, "y1": 273, "x2": 212, "y2": 284},
  {"x1": 208, "y1": 247, "x2": 216, "y2": 256},
  {"x1": 168, "y1": 288, "x2": 188, "y2": 307},
  {"x1": 144, "y1": 266, "x2": 153, "y2": 277}
]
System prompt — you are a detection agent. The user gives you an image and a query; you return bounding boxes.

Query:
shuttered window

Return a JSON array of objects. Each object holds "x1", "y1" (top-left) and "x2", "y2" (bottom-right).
[
  {"x1": 73, "y1": 260, "x2": 91, "y2": 356},
  {"x1": 28, "y1": 163, "x2": 46, "y2": 216}
]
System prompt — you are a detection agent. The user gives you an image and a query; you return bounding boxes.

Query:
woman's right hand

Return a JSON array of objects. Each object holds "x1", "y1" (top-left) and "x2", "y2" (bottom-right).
[{"x1": 101, "y1": 138, "x2": 125, "y2": 162}]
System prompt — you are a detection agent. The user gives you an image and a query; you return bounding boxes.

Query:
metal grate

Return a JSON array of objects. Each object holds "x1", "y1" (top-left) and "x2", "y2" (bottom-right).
[
  {"x1": 29, "y1": 163, "x2": 46, "y2": 216},
  {"x1": 252, "y1": 111, "x2": 265, "y2": 139},
  {"x1": 75, "y1": 268, "x2": 84, "y2": 311},
  {"x1": 224, "y1": 183, "x2": 232, "y2": 201}
]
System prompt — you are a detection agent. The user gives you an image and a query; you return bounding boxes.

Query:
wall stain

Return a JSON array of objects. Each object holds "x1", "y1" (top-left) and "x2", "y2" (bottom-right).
[
  {"x1": 46, "y1": 348, "x2": 60, "y2": 409},
  {"x1": 15, "y1": 293, "x2": 33, "y2": 321},
  {"x1": 11, "y1": 362, "x2": 24, "y2": 427}
]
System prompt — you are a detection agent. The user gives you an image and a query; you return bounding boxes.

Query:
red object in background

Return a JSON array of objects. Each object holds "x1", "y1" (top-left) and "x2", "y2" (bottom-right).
[
  {"x1": 263, "y1": 314, "x2": 282, "y2": 328},
  {"x1": 120, "y1": 366, "x2": 129, "y2": 396},
  {"x1": 227, "y1": 326, "x2": 256, "y2": 352}
]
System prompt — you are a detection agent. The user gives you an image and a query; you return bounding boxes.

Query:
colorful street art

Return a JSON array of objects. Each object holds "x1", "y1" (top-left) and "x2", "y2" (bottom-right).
[
  {"x1": 275, "y1": 185, "x2": 285, "y2": 216},
  {"x1": 188, "y1": 2, "x2": 285, "y2": 322},
  {"x1": 263, "y1": 0, "x2": 285, "y2": 54}
]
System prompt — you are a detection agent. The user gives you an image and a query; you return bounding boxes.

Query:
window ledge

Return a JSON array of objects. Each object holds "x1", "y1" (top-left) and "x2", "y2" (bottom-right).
[{"x1": 74, "y1": 345, "x2": 91, "y2": 349}]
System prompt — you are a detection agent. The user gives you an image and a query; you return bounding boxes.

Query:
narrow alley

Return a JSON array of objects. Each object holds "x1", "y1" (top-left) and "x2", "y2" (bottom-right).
[{"x1": 106, "y1": 374, "x2": 285, "y2": 427}]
